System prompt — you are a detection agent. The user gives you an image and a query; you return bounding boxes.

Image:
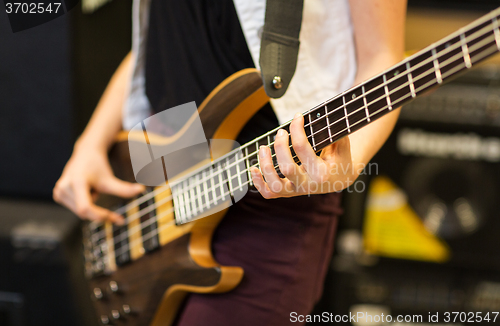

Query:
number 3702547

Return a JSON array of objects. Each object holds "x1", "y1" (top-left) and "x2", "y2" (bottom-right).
[
  {"x1": 5, "y1": 3, "x2": 62, "y2": 14},
  {"x1": 444, "y1": 312, "x2": 499, "y2": 323}
]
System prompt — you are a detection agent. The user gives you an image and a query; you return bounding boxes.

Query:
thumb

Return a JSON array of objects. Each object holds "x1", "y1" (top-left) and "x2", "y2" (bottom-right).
[{"x1": 97, "y1": 176, "x2": 145, "y2": 198}]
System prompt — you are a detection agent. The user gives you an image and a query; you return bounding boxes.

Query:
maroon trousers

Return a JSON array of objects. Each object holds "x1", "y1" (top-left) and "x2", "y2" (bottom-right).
[{"x1": 176, "y1": 190, "x2": 342, "y2": 326}]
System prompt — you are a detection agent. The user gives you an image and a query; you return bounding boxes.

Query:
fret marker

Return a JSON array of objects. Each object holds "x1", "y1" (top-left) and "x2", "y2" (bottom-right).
[
  {"x1": 361, "y1": 86, "x2": 370, "y2": 122},
  {"x1": 195, "y1": 174, "x2": 203, "y2": 211},
  {"x1": 432, "y1": 48, "x2": 443, "y2": 84},
  {"x1": 189, "y1": 178, "x2": 197, "y2": 216},
  {"x1": 217, "y1": 164, "x2": 225, "y2": 201},
  {"x1": 342, "y1": 96, "x2": 351, "y2": 133},
  {"x1": 445, "y1": 42, "x2": 451, "y2": 48},
  {"x1": 325, "y1": 105, "x2": 333, "y2": 142},
  {"x1": 382, "y1": 74, "x2": 393, "y2": 111},
  {"x1": 177, "y1": 186, "x2": 186, "y2": 223},
  {"x1": 244, "y1": 147, "x2": 253, "y2": 187},
  {"x1": 394, "y1": 70, "x2": 399, "y2": 76},
  {"x1": 183, "y1": 180, "x2": 192, "y2": 219},
  {"x1": 210, "y1": 165, "x2": 217, "y2": 205},
  {"x1": 406, "y1": 62, "x2": 416, "y2": 98},
  {"x1": 224, "y1": 158, "x2": 233, "y2": 199},
  {"x1": 308, "y1": 113, "x2": 316, "y2": 150},
  {"x1": 460, "y1": 32, "x2": 472, "y2": 68},
  {"x1": 493, "y1": 16, "x2": 500, "y2": 51},
  {"x1": 235, "y1": 153, "x2": 243, "y2": 192},
  {"x1": 202, "y1": 170, "x2": 210, "y2": 209},
  {"x1": 172, "y1": 188, "x2": 181, "y2": 224},
  {"x1": 352, "y1": 93, "x2": 356, "y2": 99},
  {"x1": 317, "y1": 112, "x2": 321, "y2": 118}
]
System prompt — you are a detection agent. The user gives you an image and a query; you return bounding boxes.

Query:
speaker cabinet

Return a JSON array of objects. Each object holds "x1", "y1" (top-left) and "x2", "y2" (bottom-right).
[{"x1": 0, "y1": 198, "x2": 96, "y2": 326}]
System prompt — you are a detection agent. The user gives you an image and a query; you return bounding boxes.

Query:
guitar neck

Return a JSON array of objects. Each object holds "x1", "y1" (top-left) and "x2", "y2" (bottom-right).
[
  {"x1": 252, "y1": 6, "x2": 500, "y2": 163},
  {"x1": 171, "y1": 7, "x2": 500, "y2": 225}
]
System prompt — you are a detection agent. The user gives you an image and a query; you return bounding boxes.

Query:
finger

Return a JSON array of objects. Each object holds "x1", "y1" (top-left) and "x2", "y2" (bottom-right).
[
  {"x1": 273, "y1": 128, "x2": 307, "y2": 186},
  {"x1": 250, "y1": 167, "x2": 276, "y2": 199},
  {"x1": 74, "y1": 182, "x2": 124, "y2": 224},
  {"x1": 55, "y1": 188, "x2": 78, "y2": 214},
  {"x1": 53, "y1": 180, "x2": 69, "y2": 205},
  {"x1": 334, "y1": 136, "x2": 354, "y2": 178},
  {"x1": 54, "y1": 180, "x2": 83, "y2": 214},
  {"x1": 289, "y1": 113, "x2": 323, "y2": 175},
  {"x1": 97, "y1": 176, "x2": 145, "y2": 198},
  {"x1": 335, "y1": 136, "x2": 352, "y2": 162},
  {"x1": 258, "y1": 145, "x2": 285, "y2": 194}
]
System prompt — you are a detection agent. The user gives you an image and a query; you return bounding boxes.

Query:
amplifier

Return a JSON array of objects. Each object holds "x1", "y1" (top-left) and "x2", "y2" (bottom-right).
[
  {"x1": 323, "y1": 258, "x2": 500, "y2": 324},
  {"x1": 340, "y1": 64, "x2": 500, "y2": 271},
  {"x1": 0, "y1": 198, "x2": 96, "y2": 326},
  {"x1": 317, "y1": 65, "x2": 500, "y2": 324}
]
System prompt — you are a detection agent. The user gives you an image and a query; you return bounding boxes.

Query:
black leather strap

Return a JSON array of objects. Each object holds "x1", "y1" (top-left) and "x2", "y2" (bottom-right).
[{"x1": 259, "y1": 0, "x2": 304, "y2": 98}]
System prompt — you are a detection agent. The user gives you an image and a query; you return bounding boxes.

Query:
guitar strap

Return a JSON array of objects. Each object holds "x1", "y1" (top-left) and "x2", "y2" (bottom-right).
[{"x1": 259, "y1": 0, "x2": 304, "y2": 98}]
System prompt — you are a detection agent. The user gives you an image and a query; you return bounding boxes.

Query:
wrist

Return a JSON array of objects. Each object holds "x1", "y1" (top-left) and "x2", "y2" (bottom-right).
[{"x1": 74, "y1": 134, "x2": 109, "y2": 155}]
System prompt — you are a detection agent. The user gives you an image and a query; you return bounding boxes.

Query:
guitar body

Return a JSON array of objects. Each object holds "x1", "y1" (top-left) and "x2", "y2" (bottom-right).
[{"x1": 86, "y1": 68, "x2": 269, "y2": 325}]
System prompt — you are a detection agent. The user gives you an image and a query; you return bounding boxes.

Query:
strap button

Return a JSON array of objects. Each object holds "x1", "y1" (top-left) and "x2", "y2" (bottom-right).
[{"x1": 272, "y1": 76, "x2": 282, "y2": 89}]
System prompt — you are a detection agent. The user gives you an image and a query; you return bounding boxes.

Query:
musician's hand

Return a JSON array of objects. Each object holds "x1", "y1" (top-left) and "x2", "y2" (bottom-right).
[
  {"x1": 53, "y1": 144, "x2": 145, "y2": 223},
  {"x1": 251, "y1": 113, "x2": 358, "y2": 198}
]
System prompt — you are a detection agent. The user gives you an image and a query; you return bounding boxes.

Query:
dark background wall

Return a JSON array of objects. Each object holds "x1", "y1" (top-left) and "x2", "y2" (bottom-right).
[
  {"x1": 0, "y1": 0, "x2": 132, "y2": 199},
  {"x1": 70, "y1": 0, "x2": 133, "y2": 136},
  {"x1": 0, "y1": 2, "x2": 133, "y2": 325},
  {"x1": 408, "y1": 0, "x2": 500, "y2": 11},
  {"x1": 0, "y1": 11, "x2": 73, "y2": 199}
]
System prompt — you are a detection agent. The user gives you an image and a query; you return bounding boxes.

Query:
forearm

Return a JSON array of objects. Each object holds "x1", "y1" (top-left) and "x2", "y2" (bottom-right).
[
  {"x1": 76, "y1": 52, "x2": 133, "y2": 153},
  {"x1": 347, "y1": 0, "x2": 407, "y2": 172},
  {"x1": 53, "y1": 52, "x2": 144, "y2": 222}
]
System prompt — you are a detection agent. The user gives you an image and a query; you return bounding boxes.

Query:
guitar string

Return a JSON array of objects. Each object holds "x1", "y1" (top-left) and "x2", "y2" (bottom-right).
[
  {"x1": 175, "y1": 38, "x2": 500, "y2": 225},
  {"x1": 97, "y1": 50, "x2": 486, "y2": 262},
  {"x1": 91, "y1": 32, "x2": 500, "y2": 250},
  {"x1": 169, "y1": 25, "x2": 500, "y2": 205},
  {"x1": 88, "y1": 17, "x2": 498, "y2": 233},
  {"x1": 92, "y1": 41, "x2": 500, "y2": 266},
  {"x1": 88, "y1": 29, "x2": 500, "y2": 244},
  {"x1": 88, "y1": 17, "x2": 499, "y2": 235}
]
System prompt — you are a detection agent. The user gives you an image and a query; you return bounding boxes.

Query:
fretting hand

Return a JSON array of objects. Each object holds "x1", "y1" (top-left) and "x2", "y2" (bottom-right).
[{"x1": 250, "y1": 113, "x2": 361, "y2": 198}]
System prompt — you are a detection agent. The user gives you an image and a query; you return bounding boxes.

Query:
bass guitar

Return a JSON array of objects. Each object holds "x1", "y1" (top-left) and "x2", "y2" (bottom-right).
[{"x1": 84, "y1": 7, "x2": 500, "y2": 325}]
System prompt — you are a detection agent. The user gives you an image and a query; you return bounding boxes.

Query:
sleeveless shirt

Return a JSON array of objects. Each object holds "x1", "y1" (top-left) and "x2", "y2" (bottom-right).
[{"x1": 122, "y1": 0, "x2": 357, "y2": 130}]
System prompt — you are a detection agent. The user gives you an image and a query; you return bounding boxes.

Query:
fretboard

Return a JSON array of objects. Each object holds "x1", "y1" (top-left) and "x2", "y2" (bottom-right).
[{"x1": 170, "y1": 7, "x2": 500, "y2": 225}]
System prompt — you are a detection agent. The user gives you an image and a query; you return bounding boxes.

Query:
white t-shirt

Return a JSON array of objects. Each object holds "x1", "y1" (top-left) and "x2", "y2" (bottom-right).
[{"x1": 123, "y1": 0, "x2": 357, "y2": 129}]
